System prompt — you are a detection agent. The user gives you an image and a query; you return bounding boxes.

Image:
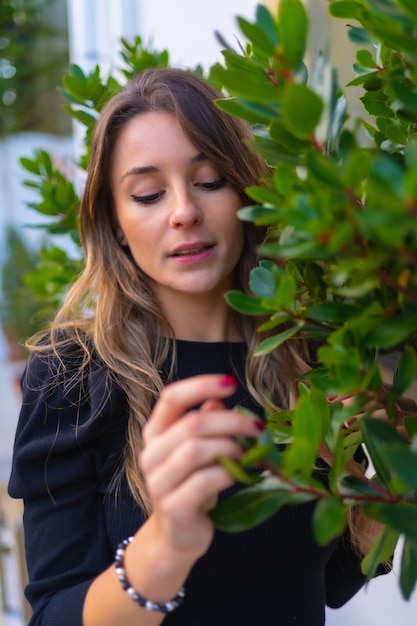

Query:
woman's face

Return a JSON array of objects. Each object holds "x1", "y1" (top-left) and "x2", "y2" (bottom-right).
[{"x1": 111, "y1": 110, "x2": 245, "y2": 313}]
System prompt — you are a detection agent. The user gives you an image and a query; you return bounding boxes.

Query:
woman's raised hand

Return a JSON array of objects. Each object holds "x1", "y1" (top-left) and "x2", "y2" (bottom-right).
[{"x1": 140, "y1": 374, "x2": 263, "y2": 560}]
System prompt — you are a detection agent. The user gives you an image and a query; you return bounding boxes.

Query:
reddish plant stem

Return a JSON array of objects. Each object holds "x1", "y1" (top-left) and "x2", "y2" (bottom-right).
[
  {"x1": 377, "y1": 267, "x2": 417, "y2": 306},
  {"x1": 257, "y1": 453, "x2": 399, "y2": 506}
]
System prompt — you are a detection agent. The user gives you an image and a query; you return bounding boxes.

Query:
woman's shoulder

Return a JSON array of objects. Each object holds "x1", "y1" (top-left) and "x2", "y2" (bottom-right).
[
  {"x1": 25, "y1": 328, "x2": 106, "y2": 391},
  {"x1": 9, "y1": 333, "x2": 129, "y2": 499},
  {"x1": 23, "y1": 330, "x2": 127, "y2": 422}
]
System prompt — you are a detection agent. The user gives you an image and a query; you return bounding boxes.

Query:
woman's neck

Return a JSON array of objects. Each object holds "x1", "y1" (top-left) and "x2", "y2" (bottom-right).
[{"x1": 157, "y1": 291, "x2": 241, "y2": 342}]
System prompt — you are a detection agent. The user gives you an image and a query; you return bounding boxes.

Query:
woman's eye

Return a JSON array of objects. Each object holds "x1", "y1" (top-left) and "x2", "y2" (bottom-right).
[
  {"x1": 130, "y1": 191, "x2": 163, "y2": 204},
  {"x1": 197, "y1": 177, "x2": 227, "y2": 191}
]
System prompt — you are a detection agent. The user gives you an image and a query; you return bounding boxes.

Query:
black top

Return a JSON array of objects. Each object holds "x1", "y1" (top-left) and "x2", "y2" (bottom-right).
[{"x1": 8, "y1": 340, "x2": 387, "y2": 625}]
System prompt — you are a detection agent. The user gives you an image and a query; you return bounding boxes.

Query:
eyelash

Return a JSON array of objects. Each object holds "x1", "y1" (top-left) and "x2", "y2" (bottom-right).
[
  {"x1": 130, "y1": 177, "x2": 227, "y2": 205},
  {"x1": 130, "y1": 191, "x2": 162, "y2": 205}
]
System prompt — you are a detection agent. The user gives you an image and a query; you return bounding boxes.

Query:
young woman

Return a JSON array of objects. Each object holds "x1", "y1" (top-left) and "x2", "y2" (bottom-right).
[{"x1": 8, "y1": 67, "x2": 389, "y2": 626}]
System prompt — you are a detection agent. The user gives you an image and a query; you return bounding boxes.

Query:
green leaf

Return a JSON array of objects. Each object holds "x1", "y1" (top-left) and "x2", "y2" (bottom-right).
[
  {"x1": 69, "y1": 63, "x2": 87, "y2": 80},
  {"x1": 381, "y1": 444, "x2": 417, "y2": 492},
  {"x1": 39, "y1": 150, "x2": 53, "y2": 177},
  {"x1": 306, "y1": 302, "x2": 361, "y2": 324},
  {"x1": 256, "y1": 3, "x2": 280, "y2": 47},
  {"x1": 267, "y1": 417, "x2": 293, "y2": 444},
  {"x1": 278, "y1": 0, "x2": 308, "y2": 69},
  {"x1": 347, "y1": 70, "x2": 381, "y2": 87},
  {"x1": 356, "y1": 49, "x2": 378, "y2": 69},
  {"x1": 392, "y1": 346, "x2": 417, "y2": 398},
  {"x1": 391, "y1": 80, "x2": 417, "y2": 115},
  {"x1": 339, "y1": 475, "x2": 383, "y2": 499},
  {"x1": 216, "y1": 455, "x2": 257, "y2": 485},
  {"x1": 405, "y1": 141, "x2": 417, "y2": 169},
  {"x1": 397, "y1": 0, "x2": 417, "y2": 20},
  {"x1": 400, "y1": 537, "x2": 417, "y2": 600},
  {"x1": 283, "y1": 393, "x2": 321, "y2": 479},
  {"x1": 361, "y1": 417, "x2": 407, "y2": 488},
  {"x1": 225, "y1": 291, "x2": 267, "y2": 315},
  {"x1": 258, "y1": 312, "x2": 292, "y2": 332},
  {"x1": 209, "y1": 486, "x2": 290, "y2": 532},
  {"x1": 348, "y1": 27, "x2": 376, "y2": 45},
  {"x1": 64, "y1": 107, "x2": 97, "y2": 127},
  {"x1": 282, "y1": 84, "x2": 323, "y2": 140},
  {"x1": 313, "y1": 496, "x2": 347, "y2": 545},
  {"x1": 270, "y1": 121, "x2": 310, "y2": 150},
  {"x1": 361, "y1": 526, "x2": 399, "y2": 579},
  {"x1": 255, "y1": 325, "x2": 300, "y2": 356},
  {"x1": 360, "y1": 91, "x2": 393, "y2": 118},
  {"x1": 211, "y1": 66, "x2": 278, "y2": 103},
  {"x1": 364, "y1": 314, "x2": 417, "y2": 349},
  {"x1": 249, "y1": 136, "x2": 302, "y2": 166},
  {"x1": 364, "y1": 502, "x2": 417, "y2": 543},
  {"x1": 305, "y1": 151, "x2": 344, "y2": 188},
  {"x1": 237, "y1": 205, "x2": 282, "y2": 225},
  {"x1": 329, "y1": 1, "x2": 364, "y2": 19},
  {"x1": 19, "y1": 157, "x2": 41, "y2": 176},
  {"x1": 236, "y1": 17, "x2": 277, "y2": 56},
  {"x1": 328, "y1": 432, "x2": 348, "y2": 491},
  {"x1": 215, "y1": 97, "x2": 279, "y2": 125},
  {"x1": 404, "y1": 417, "x2": 417, "y2": 440},
  {"x1": 384, "y1": 123, "x2": 407, "y2": 145},
  {"x1": 276, "y1": 275, "x2": 296, "y2": 310},
  {"x1": 63, "y1": 74, "x2": 90, "y2": 101},
  {"x1": 241, "y1": 429, "x2": 281, "y2": 470},
  {"x1": 250, "y1": 267, "x2": 277, "y2": 299}
]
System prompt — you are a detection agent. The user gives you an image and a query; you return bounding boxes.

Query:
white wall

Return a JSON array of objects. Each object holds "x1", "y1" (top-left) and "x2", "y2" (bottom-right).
[
  {"x1": 67, "y1": 0, "x2": 258, "y2": 74},
  {"x1": 139, "y1": 0, "x2": 258, "y2": 70}
]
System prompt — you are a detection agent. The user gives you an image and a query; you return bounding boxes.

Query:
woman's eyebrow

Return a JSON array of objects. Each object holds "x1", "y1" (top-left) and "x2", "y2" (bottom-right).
[
  {"x1": 119, "y1": 165, "x2": 158, "y2": 183},
  {"x1": 119, "y1": 153, "x2": 208, "y2": 183}
]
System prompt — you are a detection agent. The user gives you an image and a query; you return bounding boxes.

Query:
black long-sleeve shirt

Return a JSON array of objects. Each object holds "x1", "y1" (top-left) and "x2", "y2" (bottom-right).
[{"x1": 8, "y1": 340, "x2": 389, "y2": 625}]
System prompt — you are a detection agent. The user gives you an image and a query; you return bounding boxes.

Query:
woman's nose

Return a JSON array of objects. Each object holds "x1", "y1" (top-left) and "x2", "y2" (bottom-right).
[{"x1": 169, "y1": 188, "x2": 203, "y2": 228}]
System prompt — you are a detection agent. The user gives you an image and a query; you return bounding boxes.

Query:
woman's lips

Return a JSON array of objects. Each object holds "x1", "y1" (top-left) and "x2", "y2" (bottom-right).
[
  {"x1": 169, "y1": 243, "x2": 216, "y2": 263},
  {"x1": 171, "y1": 244, "x2": 214, "y2": 257}
]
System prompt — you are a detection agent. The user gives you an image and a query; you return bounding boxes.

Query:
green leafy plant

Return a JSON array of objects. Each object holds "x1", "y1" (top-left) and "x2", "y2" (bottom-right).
[
  {"x1": 207, "y1": 0, "x2": 417, "y2": 600},
  {"x1": 0, "y1": 224, "x2": 46, "y2": 358},
  {"x1": 15, "y1": 0, "x2": 417, "y2": 600}
]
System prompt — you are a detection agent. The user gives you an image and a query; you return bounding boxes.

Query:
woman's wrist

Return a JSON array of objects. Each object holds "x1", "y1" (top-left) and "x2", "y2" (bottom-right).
[
  {"x1": 122, "y1": 517, "x2": 195, "y2": 606},
  {"x1": 115, "y1": 536, "x2": 185, "y2": 613}
]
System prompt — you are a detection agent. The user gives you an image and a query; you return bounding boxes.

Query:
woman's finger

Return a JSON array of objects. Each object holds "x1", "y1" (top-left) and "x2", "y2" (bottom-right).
[
  {"x1": 153, "y1": 464, "x2": 236, "y2": 524},
  {"x1": 141, "y1": 407, "x2": 262, "y2": 473},
  {"x1": 144, "y1": 374, "x2": 237, "y2": 440},
  {"x1": 146, "y1": 435, "x2": 243, "y2": 498}
]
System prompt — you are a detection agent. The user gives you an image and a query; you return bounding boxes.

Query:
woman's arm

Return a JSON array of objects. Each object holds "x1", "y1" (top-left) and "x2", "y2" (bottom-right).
[
  {"x1": 8, "y1": 350, "x2": 126, "y2": 625},
  {"x1": 83, "y1": 374, "x2": 263, "y2": 626}
]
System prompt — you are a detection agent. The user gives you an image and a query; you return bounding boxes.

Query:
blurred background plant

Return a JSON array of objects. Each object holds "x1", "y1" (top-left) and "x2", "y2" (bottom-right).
[
  {"x1": 0, "y1": 0, "x2": 70, "y2": 361},
  {"x1": 0, "y1": 224, "x2": 42, "y2": 360},
  {"x1": 0, "y1": 0, "x2": 70, "y2": 137}
]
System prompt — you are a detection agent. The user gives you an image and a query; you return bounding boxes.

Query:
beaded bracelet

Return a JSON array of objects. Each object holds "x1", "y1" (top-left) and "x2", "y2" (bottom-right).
[{"x1": 115, "y1": 536, "x2": 185, "y2": 614}]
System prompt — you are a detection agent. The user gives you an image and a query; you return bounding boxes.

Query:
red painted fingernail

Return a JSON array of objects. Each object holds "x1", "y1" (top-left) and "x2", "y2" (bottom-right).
[
  {"x1": 254, "y1": 420, "x2": 265, "y2": 431},
  {"x1": 219, "y1": 375, "x2": 237, "y2": 387}
]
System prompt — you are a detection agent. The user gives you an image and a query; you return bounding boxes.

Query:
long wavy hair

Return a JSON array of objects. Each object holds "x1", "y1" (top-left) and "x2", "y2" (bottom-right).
[{"x1": 27, "y1": 67, "x2": 374, "y2": 557}]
